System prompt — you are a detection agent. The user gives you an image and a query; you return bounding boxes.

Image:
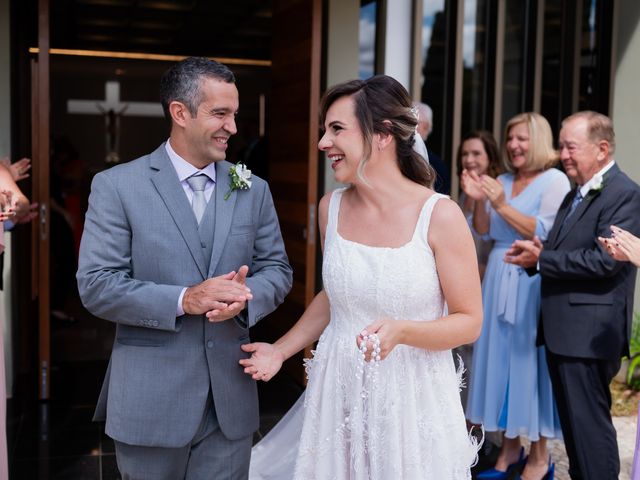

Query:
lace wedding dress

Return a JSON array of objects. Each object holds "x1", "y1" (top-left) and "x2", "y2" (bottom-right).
[{"x1": 250, "y1": 188, "x2": 479, "y2": 479}]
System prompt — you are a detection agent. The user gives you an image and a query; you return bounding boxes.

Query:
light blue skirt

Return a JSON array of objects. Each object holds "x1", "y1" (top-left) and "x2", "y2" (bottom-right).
[{"x1": 466, "y1": 245, "x2": 562, "y2": 441}]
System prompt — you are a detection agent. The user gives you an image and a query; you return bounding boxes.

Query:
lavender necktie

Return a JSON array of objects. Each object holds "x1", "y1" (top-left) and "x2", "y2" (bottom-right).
[{"x1": 186, "y1": 173, "x2": 209, "y2": 224}]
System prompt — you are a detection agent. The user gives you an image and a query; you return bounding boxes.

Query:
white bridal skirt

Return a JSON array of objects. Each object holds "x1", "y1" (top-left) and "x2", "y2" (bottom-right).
[{"x1": 248, "y1": 392, "x2": 306, "y2": 480}]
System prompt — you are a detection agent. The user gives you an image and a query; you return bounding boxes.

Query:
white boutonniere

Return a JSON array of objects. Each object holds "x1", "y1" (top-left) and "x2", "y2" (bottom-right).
[
  {"x1": 225, "y1": 163, "x2": 252, "y2": 200},
  {"x1": 589, "y1": 173, "x2": 604, "y2": 194}
]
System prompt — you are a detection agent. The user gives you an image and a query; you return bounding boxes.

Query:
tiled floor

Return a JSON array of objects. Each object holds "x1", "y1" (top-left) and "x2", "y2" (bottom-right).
[
  {"x1": 6, "y1": 281, "x2": 306, "y2": 480},
  {"x1": 8, "y1": 360, "x2": 638, "y2": 479},
  {"x1": 475, "y1": 416, "x2": 638, "y2": 480},
  {"x1": 7, "y1": 360, "x2": 304, "y2": 480},
  {"x1": 7, "y1": 295, "x2": 638, "y2": 480},
  {"x1": 547, "y1": 415, "x2": 637, "y2": 480},
  {"x1": 4, "y1": 361, "x2": 494, "y2": 479}
]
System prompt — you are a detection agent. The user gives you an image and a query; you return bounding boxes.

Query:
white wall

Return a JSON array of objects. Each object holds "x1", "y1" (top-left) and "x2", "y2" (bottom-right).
[
  {"x1": 324, "y1": 0, "x2": 360, "y2": 194},
  {"x1": 382, "y1": 0, "x2": 413, "y2": 89},
  {"x1": 323, "y1": 0, "x2": 415, "y2": 195},
  {"x1": 326, "y1": 0, "x2": 360, "y2": 89},
  {"x1": 0, "y1": 0, "x2": 10, "y2": 158},
  {"x1": 1, "y1": 237, "x2": 12, "y2": 398},
  {"x1": 613, "y1": 2, "x2": 640, "y2": 184},
  {"x1": 0, "y1": 0, "x2": 14, "y2": 397},
  {"x1": 612, "y1": 1, "x2": 640, "y2": 311}
]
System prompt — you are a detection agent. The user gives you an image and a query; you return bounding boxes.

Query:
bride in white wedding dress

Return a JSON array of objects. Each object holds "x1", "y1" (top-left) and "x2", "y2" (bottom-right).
[{"x1": 240, "y1": 75, "x2": 483, "y2": 479}]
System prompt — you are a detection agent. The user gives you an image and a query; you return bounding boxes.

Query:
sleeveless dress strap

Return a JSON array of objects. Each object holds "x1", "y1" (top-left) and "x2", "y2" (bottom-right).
[
  {"x1": 412, "y1": 193, "x2": 448, "y2": 247},
  {"x1": 324, "y1": 187, "x2": 347, "y2": 246}
]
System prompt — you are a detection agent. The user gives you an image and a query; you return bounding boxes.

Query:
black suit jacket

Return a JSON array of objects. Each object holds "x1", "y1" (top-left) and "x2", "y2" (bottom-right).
[
  {"x1": 538, "y1": 163, "x2": 640, "y2": 360},
  {"x1": 427, "y1": 148, "x2": 451, "y2": 195}
]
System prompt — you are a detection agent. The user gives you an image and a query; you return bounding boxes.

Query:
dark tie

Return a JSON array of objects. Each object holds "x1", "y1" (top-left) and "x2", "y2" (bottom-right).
[
  {"x1": 566, "y1": 188, "x2": 583, "y2": 219},
  {"x1": 186, "y1": 173, "x2": 209, "y2": 224}
]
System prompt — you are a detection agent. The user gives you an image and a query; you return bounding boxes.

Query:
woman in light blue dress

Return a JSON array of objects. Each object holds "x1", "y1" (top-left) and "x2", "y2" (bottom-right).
[
  {"x1": 454, "y1": 130, "x2": 503, "y2": 409},
  {"x1": 463, "y1": 113, "x2": 569, "y2": 480}
]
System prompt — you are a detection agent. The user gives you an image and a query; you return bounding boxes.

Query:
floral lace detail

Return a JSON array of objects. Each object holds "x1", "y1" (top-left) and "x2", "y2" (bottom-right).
[
  {"x1": 302, "y1": 351, "x2": 316, "y2": 380},
  {"x1": 291, "y1": 189, "x2": 479, "y2": 479}
]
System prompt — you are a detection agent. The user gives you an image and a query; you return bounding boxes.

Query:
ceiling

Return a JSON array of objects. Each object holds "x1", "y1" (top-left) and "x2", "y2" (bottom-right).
[{"x1": 48, "y1": 0, "x2": 273, "y2": 61}]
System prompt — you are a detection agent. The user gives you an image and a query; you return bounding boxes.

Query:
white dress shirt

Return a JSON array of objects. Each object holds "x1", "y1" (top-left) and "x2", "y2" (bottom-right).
[{"x1": 165, "y1": 140, "x2": 218, "y2": 316}]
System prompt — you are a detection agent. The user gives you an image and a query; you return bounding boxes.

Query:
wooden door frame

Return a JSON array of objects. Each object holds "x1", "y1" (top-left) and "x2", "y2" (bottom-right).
[
  {"x1": 304, "y1": 0, "x2": 322, "y2": 328},
  {"x1": 297, "y1": 0, "x2": 324, "y2": 376},
  {"x1": 32, "y1": 0, "x2": 51, "y2": 400},
  {"x1": 268, "y1": 0, "x2": 322, "y2": 384},
  {"x1": 29, "y1": 0, "x2": 322, "y2": 393}
]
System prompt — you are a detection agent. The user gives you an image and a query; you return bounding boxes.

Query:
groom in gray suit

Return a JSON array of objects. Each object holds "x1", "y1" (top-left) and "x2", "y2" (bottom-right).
[{"x1": 77, "y1": 57, "x2": 292, "y2": 479}]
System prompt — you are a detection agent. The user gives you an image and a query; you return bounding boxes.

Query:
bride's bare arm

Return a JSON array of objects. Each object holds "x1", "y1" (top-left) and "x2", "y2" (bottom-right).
[
  {"x1": 240, "y1": 290, "x2": 330, "y2": 380},
  {"x1": 239, "y1": 192, "x2": 333, "y2": 380},
  {"x1": 360, "y1": 198, "x2": 482, "y2": 359}
]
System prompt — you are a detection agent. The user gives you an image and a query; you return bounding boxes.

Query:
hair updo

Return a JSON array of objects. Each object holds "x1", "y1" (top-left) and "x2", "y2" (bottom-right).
[{"x1": 320, "y1": 75, "x2": 435, "y2": 188}]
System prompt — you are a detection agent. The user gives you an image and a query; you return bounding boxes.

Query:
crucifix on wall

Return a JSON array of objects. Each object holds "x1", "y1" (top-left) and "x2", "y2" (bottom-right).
[{"x1": 67, "y1": 81, "x2": 164, "y2": 163}]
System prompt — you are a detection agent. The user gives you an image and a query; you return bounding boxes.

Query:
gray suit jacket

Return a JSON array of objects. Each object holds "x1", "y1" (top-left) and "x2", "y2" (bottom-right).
[{"x1": 77, "y1": 144, "x2": 292, "y2": 447}]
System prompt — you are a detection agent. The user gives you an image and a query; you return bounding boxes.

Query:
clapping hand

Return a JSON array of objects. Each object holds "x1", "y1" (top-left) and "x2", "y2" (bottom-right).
[
  {"x1": 504, "y1": 236, "x2": 543, "y2": 268},
  {"x1": 599, "y1": 225, "x2": 640, "y2": 267},
  {"x1": 356, "y1": 320, "x2": 405, "y2": 362},
  {"x1": 14, "y1": 202, "x2": 39, "y2": 224},
  {"x1": 0, "y1": 190, "x2": 17, "y2": 221},
  {"x1": 182, "y1": 265, "x2": 253, "y2": 318},
  {"x1": 0, "y1": 157, "x2": 32, "y2": 182},
  {"x1": 205, "y1": 265, "x2": 253, "y2": 322},
  {"x1": 461, "y1": 170, "x2": 505, "y2": 209},
  {"x1": 480, "y1": 176, "x2": 505, "y2": 209},
  {"x1": 460, "y1": 169, "x2": 485, "y2": 201},
  {"x1": 239, "y1": 342, "x2": 285, "y2": 381}
]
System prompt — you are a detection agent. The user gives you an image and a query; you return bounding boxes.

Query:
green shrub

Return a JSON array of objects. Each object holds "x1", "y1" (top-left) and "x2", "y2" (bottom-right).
[
  {"x1": 630, "y1": 312, "x2": 640, "y2": 357},
  {"x1": 627, "y1": 312, "x2": 640, "y2": 390}
]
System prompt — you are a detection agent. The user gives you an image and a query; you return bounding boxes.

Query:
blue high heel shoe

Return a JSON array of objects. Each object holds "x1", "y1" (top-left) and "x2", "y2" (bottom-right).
[
  {"x1": 544, "y1": 461, "x2": 555, "y2": 480},
  {"x1": 512, "y1": 457, "x2": 555, "y2": 480},
  {"x1": 476, "y1": 447, "x2": 527, "y2": 479}
]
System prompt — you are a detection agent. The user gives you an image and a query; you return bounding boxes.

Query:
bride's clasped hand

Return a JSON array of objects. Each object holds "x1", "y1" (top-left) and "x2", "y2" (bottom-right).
[{"x1": 356, "y1": 320, "x2": 406, "y2": 361}]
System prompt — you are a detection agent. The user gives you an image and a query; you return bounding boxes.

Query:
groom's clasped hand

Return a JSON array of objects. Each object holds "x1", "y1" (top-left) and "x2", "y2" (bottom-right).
[{"x1": 181, "y1": 264, "x2": 253, "y2": 321}]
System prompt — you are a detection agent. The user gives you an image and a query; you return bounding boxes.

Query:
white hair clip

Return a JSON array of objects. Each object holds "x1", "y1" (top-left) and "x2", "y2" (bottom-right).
[{"x1": 410, "y1": 105, "x2": 420, "y2": 123}]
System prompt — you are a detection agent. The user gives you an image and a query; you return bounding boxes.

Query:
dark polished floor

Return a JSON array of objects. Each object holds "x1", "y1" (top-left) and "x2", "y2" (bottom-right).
[
  {"x1": 7, "y1": 358, "x2": 499, "y2": 479},
  {"x1": 7, "y1": 360, "x2": 304, "y2": 480},
  {"x1": 5, "y1": 290, "x2": 496, "y2": 479}
]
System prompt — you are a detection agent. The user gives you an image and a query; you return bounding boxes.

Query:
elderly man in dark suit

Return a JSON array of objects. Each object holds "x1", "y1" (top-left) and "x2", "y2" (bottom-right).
[{"x1": 505, "y1": 111, "x2": 640, "y2": 479}]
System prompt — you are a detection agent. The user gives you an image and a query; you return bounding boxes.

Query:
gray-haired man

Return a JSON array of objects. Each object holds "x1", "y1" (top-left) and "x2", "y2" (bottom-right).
[{"x1": 77, "y1": 57, "x2": 292, "y2": 479}]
